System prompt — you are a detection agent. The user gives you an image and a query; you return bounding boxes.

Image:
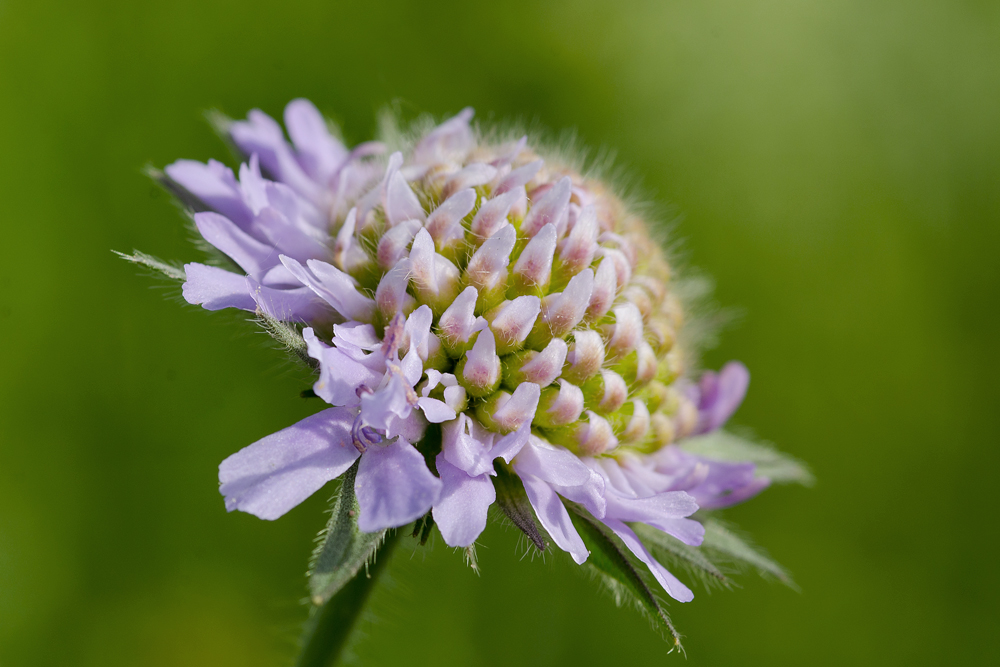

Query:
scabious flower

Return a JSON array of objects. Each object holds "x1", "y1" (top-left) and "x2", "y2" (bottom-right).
[{"x1": 134, "y1": 99, "x2": 808, "y2": 638}]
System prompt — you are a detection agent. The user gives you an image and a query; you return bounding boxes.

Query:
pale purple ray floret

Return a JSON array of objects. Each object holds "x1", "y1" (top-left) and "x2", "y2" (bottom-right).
[{"x1": 169, "y1": 99, "x2": 770, "y2": 603}]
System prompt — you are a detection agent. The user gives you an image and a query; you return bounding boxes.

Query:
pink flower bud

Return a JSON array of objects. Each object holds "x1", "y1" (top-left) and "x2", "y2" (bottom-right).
[
  {"x1": 509, "y1": 223, "x2": 557, "y2": 296},
  {"x1": 503, "y1": 338, "x2": 568, "y2": 389},
  {"x1": 377, "y1": 219, "x2": 422, "y2": 270},
  {"x1": 562, "y1": 329, "x2": 605, "y2": 384},
  {"x1": 470, "y1": 190, "x2": 520, "y2": 241},
  {"x1": 534, "y1": 379, "x2": 585, "y2": 428},
  {"x1": 521, "y1": 176, "x2": 571, "y2": 237},
  {"x1": 585, "y1": 256, "x2": 618, "y2": 323},
  {"x1": 426, "y1": 188, "x2": 476, "y2": 253},
  {"x1": 486, "y1": 295, "x2": 542, "y2": 355},
  {"x1": 375, "y1": 258, "x2": 415, "y2": 321},
  {"x1": 456, "y1": 326, "x2": 501, "y2": 397},
  {"x1": 409, "y1": 228, "x2": 461, "y2": 315},
  {"x1": 476, "y1": 382, "x2": 541, "y2": 434}
]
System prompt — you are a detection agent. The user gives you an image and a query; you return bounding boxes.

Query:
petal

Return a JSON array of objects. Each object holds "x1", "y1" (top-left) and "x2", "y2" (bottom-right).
[
  {"x1": 280, "y1": 255, "x2": 376, "y2": 322},
  {"x1": 218, "y1": 407, "x2": 360, "y2": 520},
  {"x1": 696, "y1": 362, "x2": 751, "y2": 433},
  {"x1": 304, "y1": 328, "x2": 383, "y2": 405},
  {"x1": 355, "y1": 438, "x2": 443, "y2": 532},
  {"x1": 417, "y1": 397, "x2": 457, "y2": 423},
  {"x1": 360, "y1": 372, "x2": 413, "y2": 430},
  {"x1": 163, "y1": 159, "x2": 252, "y2": 228},
  {"x1": 488, "y1": 420, "x2": 531, "y2": 465},
  {"x1": 520, "y1": 474, "x2": 589, "y2": 564},
  {"x1": 246, "y1": 277, "x2": 329, "y2": 322},
  {"x1": 602, "y1": 518, "x2": 694, "y2": 602},
  {"x1": 283, "y1": 98, "x2": 348, "y2": 179},
  {"x1": 552, "y1": 468, "x2": 607, "y2": 520},
  {"x1": 432, "y1": 454, "x2": 496, "y2": 547},
  {"x1": 193, "y1": 212, "x2": 278, "y2": 279},
  {"x1": 442, "y1": 414, "x2": 495, "y2": 477},
  {"x1": 182, "y1": 263, "x2": 256, "y2": 311},
  {"x1": 513, "y1": 436, "x2": 591, "y2": 487}
]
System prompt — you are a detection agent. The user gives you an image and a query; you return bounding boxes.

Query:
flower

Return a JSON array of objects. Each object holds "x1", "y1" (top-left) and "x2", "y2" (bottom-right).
[{"x1": 159, "y1": 99, "x2": 776, "y2": 605}]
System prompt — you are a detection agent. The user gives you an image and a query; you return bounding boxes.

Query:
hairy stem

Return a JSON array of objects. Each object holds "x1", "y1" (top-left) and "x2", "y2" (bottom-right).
[{"x1": 295, "y1": 529, "x2": 400, "y2": 667}]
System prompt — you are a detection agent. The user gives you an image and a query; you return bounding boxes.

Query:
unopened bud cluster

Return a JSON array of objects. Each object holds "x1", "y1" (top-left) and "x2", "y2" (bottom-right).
[{"x1": 325, "y1": 123, "x2": 695, "y2": 459}]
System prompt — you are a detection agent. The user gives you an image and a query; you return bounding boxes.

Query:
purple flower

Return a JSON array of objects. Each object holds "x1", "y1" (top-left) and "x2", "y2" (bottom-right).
[{"x1": 155, "y1": 99, "x2": 783, "y2": 605}]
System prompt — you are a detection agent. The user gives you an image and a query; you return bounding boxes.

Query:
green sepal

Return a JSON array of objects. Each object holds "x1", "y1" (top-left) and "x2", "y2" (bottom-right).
[
  {"x1": 631, "y1": 522, "x2": 730, "y2": 589},
  {"x1": 114, "y1": 250, "x2": 185, "y2": 281},
  {"x1": 680, "y1": 429, "x2": 814, "y2": 485},
  {"x1": 308, "y1": 460, "x2": 387, "y2": 606},
  {"x1": 254, "y1": 310, "x2": 316, "y2": 370},
  {"x1": 567, "y1": 505, "x2": 684, "y2": 652},
  {"x1": 492, "y1": 465, "x2": 547, "y2": 552},
  {"x1": 701, "y1": 519, "x2": 796, "y2": 588}
]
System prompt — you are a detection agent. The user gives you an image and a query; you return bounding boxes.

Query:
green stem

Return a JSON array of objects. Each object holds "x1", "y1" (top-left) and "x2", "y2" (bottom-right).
[{"x1": 295, "y1": 529, "x2": 400, "y2": 667}]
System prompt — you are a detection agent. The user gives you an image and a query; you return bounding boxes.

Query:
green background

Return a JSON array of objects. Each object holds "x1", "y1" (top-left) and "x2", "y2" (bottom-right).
[{"x1": 1, "y1": 0, "x2": 997, "y2": 664}]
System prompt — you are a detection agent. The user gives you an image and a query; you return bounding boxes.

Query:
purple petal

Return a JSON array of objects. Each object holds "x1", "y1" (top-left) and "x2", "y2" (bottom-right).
[
  {"x1": 219, "y1": 407, "x2": 359, "y2": 520},
  {"x1": 182, "y1": 263, "x2": 256, "y2": 311},
  {"x1": 230, "y1": 109, "x2": 318, "y2": 201},
  {"x1": 283, "y1": 98, "x2": 348, "y2": 180},
  {"x1": 360, "y1": 372, "x2": 413, "y2": 430},
  {"x1": 520, "y1": 473, "x2": 589, "y2": 564},
  {"x1": 442, "y1": 414, "x2": 495, "y2": 477},
  {"x1": 552, "y1": 468, "x2": 607, "y2": 520},
  {"x1": 246, "y1": 276, "x2": 329, "y2": 322},
  {"x1": 279, "y1": 255, "x2": 376, "y2": 323},
  {"x1": 304, "y1": 328, "x2": 382, "y2": 406},
  {"x1": 164, "y1": 159, "x2": 252, "y2": 228},
  {"x1": 488, "y1": 420, "x2": 531, "y2": 465},
  {"x1": 432, "y1": 454, "x2": 496, "y2": 547},
  {"x1": 695, "y1": 361, "x2": 750, "y2": 434},
  {"x1": 602, "y1": 518, "x2": 694, "y2": 603},
  {"x1": 417, "y1": 397, "x2": 456, "y2": 423},
  {"x1": 513, "y1": 436, "x2": 590, "y2": 487},
  {"x1": 355, "y1": 438, "x2": 443, "y2": 532}
]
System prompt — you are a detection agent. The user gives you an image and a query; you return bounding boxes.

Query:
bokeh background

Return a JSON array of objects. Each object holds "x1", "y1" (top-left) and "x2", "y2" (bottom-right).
[{"x1": 2, "y1": 0, "x2": 998, "y2": 665}]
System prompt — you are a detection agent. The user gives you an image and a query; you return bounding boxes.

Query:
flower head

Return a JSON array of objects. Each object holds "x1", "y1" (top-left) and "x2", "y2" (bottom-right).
[{"x1": 142, "y1": 99, "x2": 807, "y2": 620}]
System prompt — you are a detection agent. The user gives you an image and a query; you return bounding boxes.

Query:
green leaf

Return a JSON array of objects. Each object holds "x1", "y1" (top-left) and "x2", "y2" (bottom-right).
[
  {"x1": 680, "y1": 429, "x2": 814, "y2": 485},
  {"x1": 308, "y1": 461, "x2": 387, "y2": 605},
  {"x1": 701, "y1": 519, "x2": 796, "y2": 588},
  {"x1": 114, "y1": 250, "x2": 186, "y2": 281},
  {"x1": 492, "y1": 465, "x2": 547, "y2": 552},
  {"x1": 568, "y1": 506, "x2": 684, "y2": 652},
  {"x1": 631, "y1": 523, "x2": 730, "y2": 589}
]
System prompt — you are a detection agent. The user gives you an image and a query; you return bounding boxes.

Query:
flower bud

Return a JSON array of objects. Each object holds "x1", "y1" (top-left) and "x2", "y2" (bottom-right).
[
  {"x1": 376, "y1": 219, "x2": 422, "y2": 270},
  {"x1": 585, "y1": 256, "x2": 618, "y2": 323},
  {"x1": 470, "y1": 190, "x2": 520, "y2": 241},
  {"x1": 485, "y1": 296, "x2": 541, "y2": 355},
  {"x1": 508, "y1": 223, "x2": 557, "y2": 297},
  {"x1": 524, "y1": 268, "x2": 594, "y2": 349},
  {"x1": 619, "y1": 400, "x2": 651, "y2": 443},
  {"x1": 533, "y1": 379, "x2": 585, "y2": 428},
  {"x1": 521, "y1": 176, "x2": 571, "y2": 238},
  {"x1": 562, "y1": 330, "x2": 605, "y2": 384},
  {"x1": 582, "y1": 369, "x2": 628, "y2": 414},
  {"x1": 409, "y1": 228, "x2": 461, "y2": 315},
  {"x1": 464, "y1": 223, "x2": 516, "y2": 312},
  {"x1": 494, "y1": 159, "x2": 542, "y2": 195},
  {"x1": 455, "y1": 326, "x2": 501, "y2": 397},
  {"x1": 441, "y1": 163, "x2": 497, "y2": 199},
  {"x1": 603, "y1": 303, "x2": 644, "y2": 361},
  {"x1": 553, "y1": 204, "x2": 598, "y2": 285},
  {"x1": 548, "y1": 410, "x2": 618, "y2": 456},
  {"x1": 476, "y1": 382, "x2": 541, "y2": 434},
  {"x1": 425, "y1": 188, "x2": 476, "y2": 256},
  {"x1": 502, "y1": 338, "x2": 568, "y2": 389},
  {"x1": 375, "y1": 258, "x2": 415, "y2": 321},
  {"x1": 437, "y1": 286, "x2": 483, "y2": 356}
]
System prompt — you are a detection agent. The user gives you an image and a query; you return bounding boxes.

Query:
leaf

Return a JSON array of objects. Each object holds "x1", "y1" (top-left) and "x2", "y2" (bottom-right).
[
  {"x1": 568, "y1": 506, "x2": 683, "y2": 651},
  {"x1": 701, "y1": 519, "x2": 796, "y2": 589},
  {"x1": 114, "y1": 250, "x2": 186, "y2": 281},
  {"x1": 308, "y1": 460, "x2": 387, "y2": 605},
  {"x1": 680, "y1": 429, "x2": 814, "y2": 485},
  {"x1": 631, "y1": 523, "x2": 730, "y2": 589},
  {"x1": 492, "y1": 465, "x2": 547, "y2": 552}
]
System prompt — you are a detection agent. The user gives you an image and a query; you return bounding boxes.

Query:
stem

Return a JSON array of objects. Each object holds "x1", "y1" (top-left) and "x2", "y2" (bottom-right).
[{"x1": 295, "y1": 529, "x2": 400, "y2": 667}]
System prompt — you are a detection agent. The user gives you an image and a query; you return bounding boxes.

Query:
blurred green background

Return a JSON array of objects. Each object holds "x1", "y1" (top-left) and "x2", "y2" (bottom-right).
[{"x1": 2, "y1": 0, "x2": 998, "y2": 664}]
